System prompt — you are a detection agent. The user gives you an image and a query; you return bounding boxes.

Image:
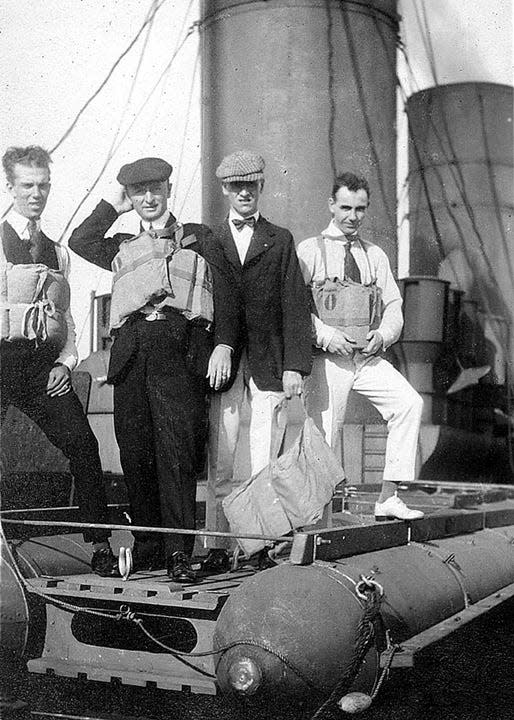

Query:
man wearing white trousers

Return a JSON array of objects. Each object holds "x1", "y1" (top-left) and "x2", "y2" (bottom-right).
[
  {"x1": 296, "y1": 172, "x2": 424, "y2": 521},
  {"x1": 203, "y1": 151, "x2": 312, "y2": 571}
]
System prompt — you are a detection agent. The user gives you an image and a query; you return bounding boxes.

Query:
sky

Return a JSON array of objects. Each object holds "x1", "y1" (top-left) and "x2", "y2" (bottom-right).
[{"x1": 1, "y1": 0, "x2": 512, "y2": 358}]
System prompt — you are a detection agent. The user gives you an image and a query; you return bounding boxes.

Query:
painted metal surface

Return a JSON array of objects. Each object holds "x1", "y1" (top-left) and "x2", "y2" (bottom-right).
[
  {"x1": 214, "y1": 523, "x2": 514, "y2": 699},
  {"x1": 407, "y1": 82, "x2": 514, "y2": 362},
  {"x1": 200, "y1": 0, "x2": 399, "y2": 266}
]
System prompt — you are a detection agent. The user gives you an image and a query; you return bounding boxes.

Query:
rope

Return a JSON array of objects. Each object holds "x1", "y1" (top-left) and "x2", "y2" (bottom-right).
[{"x1": 310, "y1": 576, "x2": 384, "y2": 720}]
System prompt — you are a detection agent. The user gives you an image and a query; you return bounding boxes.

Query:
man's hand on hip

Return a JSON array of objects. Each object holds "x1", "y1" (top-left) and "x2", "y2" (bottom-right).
[
  {"x1": 362, "y1": 330, "x2": 384, "y2": 357},
  {"x1": 326, "y1": 328, "x2": 356, "y2": 357},
  {"x1": 46, "y1": 365, "x2": 72, "y2": 397},
  {"x1": 282, "y1": 371, "x2": 303, "y2": 399}
]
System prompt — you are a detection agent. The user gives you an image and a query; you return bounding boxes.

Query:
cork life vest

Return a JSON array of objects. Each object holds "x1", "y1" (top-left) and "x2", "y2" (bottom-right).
[
  {"x1": 310, "y1": 236, "x2": 382, "y2": 349},
  {"x1": 109, "y1": 223, "x2": 214, "y2": 331},
  {"x1": 0, "y1": 229, "x2": 70, "y2": 350}
]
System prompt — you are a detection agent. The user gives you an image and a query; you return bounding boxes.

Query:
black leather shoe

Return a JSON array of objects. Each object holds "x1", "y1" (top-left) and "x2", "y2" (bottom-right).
[
  {"x1": 91, "y1": 547, "x2": 121, "y2": 578},
  {"x1": 167, "y1": 551, "x2": 198, "y2": 583},
  {"x1": 132, "y1": 540, "x2": 164, "y2": 571},
  {"x1": 201, "y1": 548, "x2": 230, "y2": 575}
]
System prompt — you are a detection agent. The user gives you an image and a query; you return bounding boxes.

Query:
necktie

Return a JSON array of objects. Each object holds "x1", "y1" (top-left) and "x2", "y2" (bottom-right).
[
  {"x1": 232, "y1": 217, "x2": 256, "y2": 231},
  {"x1": 344, "y1": 240, "x2": 362, "y2": 283},
  {"x1": 27, "y1": 219, "x2": 43, "y2": 263}
]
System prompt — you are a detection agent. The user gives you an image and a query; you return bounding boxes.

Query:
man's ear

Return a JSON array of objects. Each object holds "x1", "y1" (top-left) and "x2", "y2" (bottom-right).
[
  {"x1": 167, "y1": 181, "x2": 172, "y2": 198},
  {"x1": 6, "y1": 181, "x2": 14, "y2": 197},
  {"x1": 259, "y1": 180, "x2": 264, "y2": 193},
  {"x1": 328, "y1": 196, "x2": 335, "y2": 213},
  {"x1": 222, "y1": 183, "x2": 229, "y2": 197}
]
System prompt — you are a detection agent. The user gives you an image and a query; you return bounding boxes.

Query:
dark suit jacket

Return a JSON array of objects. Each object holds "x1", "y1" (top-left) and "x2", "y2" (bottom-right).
[
  {"x1": 213, "y1": 216, "x2": 312, "y2": 392},
  {"x1": 69, "y1": 200, "x2": 239, "y2": 384}
]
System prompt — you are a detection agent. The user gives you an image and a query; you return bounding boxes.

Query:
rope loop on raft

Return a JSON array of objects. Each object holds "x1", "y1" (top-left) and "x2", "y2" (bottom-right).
[{"x1": 310, "y1": 576, "x2": 385, "y2": 719}]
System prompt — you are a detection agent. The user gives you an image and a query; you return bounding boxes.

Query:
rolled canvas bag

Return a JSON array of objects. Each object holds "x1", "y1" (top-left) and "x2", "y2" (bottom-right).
[{"x1": 222, "y1": 406, "x2": 345, "y2": 556}]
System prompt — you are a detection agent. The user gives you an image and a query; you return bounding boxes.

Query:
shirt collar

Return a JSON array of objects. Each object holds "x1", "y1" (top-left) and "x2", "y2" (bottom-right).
[
  {"x1": 324, "y1": 220, "x2": 360, "y2": 244},
  {"x1": 229, "y1": 209, "x2": 260, "y2": 223},
  {"x1": 5, "y1": 209, "x2": 42, "y2": 240},
  {"x1": 141, "y1": 209, "x2": 171, "y2": 232}
]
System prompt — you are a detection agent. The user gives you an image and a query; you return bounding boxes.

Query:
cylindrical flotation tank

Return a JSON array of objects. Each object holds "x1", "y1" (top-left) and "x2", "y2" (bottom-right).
[{"x1": 214, "y1": 525, "x2": 514, "y2": 701}]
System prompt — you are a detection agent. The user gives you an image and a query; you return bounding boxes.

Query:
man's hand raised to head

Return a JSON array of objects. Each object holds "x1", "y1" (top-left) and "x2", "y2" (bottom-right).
[{"x1": 107, "y1": 183, "x2": 134, "y2": 215}]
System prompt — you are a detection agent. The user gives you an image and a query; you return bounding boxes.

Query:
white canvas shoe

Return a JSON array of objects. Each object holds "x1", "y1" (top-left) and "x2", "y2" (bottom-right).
[{"x1": 375, "y1": 493, "x2": 424, "y2": 521}]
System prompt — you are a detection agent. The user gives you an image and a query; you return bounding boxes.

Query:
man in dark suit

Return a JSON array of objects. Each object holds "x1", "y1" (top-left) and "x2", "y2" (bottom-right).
[
  {"x1": 69, "y1": 158, "x2": 238, "y2": 582},
  {"x1": 203, "y1": 150, "x2": 312, "y2": 570},
  {"x1": 1, "y1": 145, "x2": 119, "y2": 577}
]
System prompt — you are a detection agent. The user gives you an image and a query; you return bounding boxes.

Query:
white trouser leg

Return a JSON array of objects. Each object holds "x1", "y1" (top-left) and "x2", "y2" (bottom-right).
[
  {"x1": 206, "y1": 365, "x2": 286, "y2": 548},
  {"x1": 206, "y1": 364, "x2": 246, "y2": 547},
  {"x1": 247, "y1": 377, "x2": 287, "y2": 475},
  {"x1": 352, "y1": 355, "x2": 423, "y2": 482},
  {"x1": 304, "y1": 353, "x2": 356, "y2": 450}
]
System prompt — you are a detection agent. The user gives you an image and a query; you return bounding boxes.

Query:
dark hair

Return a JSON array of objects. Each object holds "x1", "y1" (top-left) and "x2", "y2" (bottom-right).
[
  {"x1": 331, "y1": 172, "x2": 370, "y2": 200},
  {"x1": 2, "y1": 146, "x2": 52, "y2": 184}
]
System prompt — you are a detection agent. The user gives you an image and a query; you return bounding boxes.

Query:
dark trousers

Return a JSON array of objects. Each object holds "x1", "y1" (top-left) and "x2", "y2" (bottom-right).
[
  {"x1": 113, "y1": 318, "x2": 207, "y2": 560},
  {"x1": 1, "y1": 342, "x2": 110, "y2": 544}
]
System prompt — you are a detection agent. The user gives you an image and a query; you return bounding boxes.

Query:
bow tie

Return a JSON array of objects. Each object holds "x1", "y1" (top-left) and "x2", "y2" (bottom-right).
[{"x1": 232, "y1": 217, "x2": 256, "y2": 231}]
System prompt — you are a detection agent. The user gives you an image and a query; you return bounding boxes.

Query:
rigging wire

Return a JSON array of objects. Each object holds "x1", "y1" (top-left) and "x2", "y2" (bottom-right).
[
  {"x1": 396, "y1": 38, "x2": 509, "y2": 332},
  {"x1": 71, "y1": 0, "x2": 160, "y2": 348},
  {"x1": 171, "y1": 42, "x2": 200, "y2": 207},
  {"x1": 57, "y1": 18, "x2": 199, "y2": 246},
  {"x1": 413, "y1": 0, "x2": 439, "y2": 87},
  {"x1": 337, "y1": 2, "x2": 397, "y2": 232},
  {"x1": 411, "y1": 0, "x2": 511, "y2": 294},
  {"x1": 49, "y1": 0, "x2": 170, "y2": 156},
  {"x1": 375, "y1": 12, "x2": 514, "y2": 471},
  {"x1": 325, "y1": 1, "x2": 337, "y2": 180},
  {"x1": 177, "y1": 157, "x2": 201, "y2": 219},
  {"x1": 141, "y1": 0, "x2": 196, "y2": 151}
]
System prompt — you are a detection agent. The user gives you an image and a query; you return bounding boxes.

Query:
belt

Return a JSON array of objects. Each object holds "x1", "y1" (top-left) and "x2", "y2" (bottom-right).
[{"x1": 143, "y1": 310, "x2": 169, "y2": 322}]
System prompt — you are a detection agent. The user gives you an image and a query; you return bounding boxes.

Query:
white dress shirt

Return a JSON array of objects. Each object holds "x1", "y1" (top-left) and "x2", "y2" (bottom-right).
[
  {"x1": 140, "y1": 209, "x2": 171, "y2": 232},
  {"x1": 228, "y1": 209, "x2": 260, "y2": 264},
  {"x1": 3, "y1": 209, "x2": 78, "y2": 370},
  {"x1": 296, "y1": 220, "x2": 403, "y2": 351}
]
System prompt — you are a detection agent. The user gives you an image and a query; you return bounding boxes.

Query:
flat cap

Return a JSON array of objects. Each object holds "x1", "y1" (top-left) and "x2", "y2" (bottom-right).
[
  {"x1": 117, "y1": 157, "x2": 172, "y2": 185},
  {"x1": 216, "y1": 150, "x2": 265, "y2": 183}
]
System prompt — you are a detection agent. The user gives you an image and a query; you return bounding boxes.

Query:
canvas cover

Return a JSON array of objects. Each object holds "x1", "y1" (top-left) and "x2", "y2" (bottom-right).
[{"x1": 223, "y1": 417, "x2": 345, "y2": 556}]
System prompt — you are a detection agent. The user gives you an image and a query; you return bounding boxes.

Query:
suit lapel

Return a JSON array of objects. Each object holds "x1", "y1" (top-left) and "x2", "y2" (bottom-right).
[
  {"x1": 218, "y1": 219, "x2": 242, "y2": 270},
  {"x1": 244, "y1": 216, "x2": 275, "y2": 265}
]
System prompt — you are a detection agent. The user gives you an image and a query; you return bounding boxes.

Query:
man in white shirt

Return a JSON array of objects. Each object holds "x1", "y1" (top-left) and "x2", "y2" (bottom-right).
[
  {"x1": 1, "y1": 145, "x2": 119, "y2": 576},
  {"x1": 204, "y1": 151, "x2": 312, "y2": 569},
  {"x1": 69, "y1": 157, "x2": 238, "y2": 582},
  {"x1": 296, "y1": 172, "x2": 424, "y2": 520}
]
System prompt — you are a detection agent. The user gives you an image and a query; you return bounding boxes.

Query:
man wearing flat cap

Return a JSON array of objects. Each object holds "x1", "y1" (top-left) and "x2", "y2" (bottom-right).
[
  {"x1": 69, "y1": 157, "x2": 238, "y2": 582},
  {"x1": 204, "y1": 150, "x2": 312, "y2": 568}
]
